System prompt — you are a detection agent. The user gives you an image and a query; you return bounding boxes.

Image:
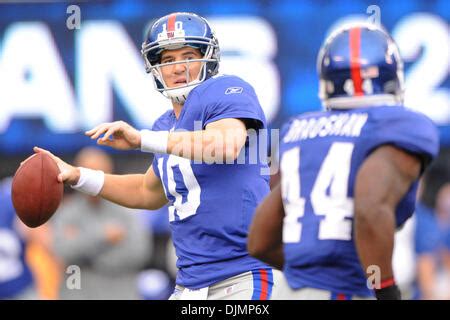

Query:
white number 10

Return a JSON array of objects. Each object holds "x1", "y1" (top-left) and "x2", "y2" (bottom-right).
[{"x1": 158, "y1": 156, "x2": 201, "y2": 222}]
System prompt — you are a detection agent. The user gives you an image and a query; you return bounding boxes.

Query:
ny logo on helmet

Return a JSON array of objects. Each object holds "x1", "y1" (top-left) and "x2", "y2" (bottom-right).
[{"x1": 158, "y1": 21, "x2": 185, "y2": 41}]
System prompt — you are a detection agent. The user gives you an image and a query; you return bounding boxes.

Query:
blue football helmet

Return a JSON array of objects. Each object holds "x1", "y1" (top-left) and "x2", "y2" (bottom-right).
[
  {"x1": 141, "y1": 12, "x2": 220, "y2": 104},
  {"x1": 317, "y1": 22, "x2": 404, "y2": 110}
]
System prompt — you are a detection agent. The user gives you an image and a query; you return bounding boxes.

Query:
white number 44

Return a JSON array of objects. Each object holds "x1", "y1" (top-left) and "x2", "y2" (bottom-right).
[{"x1": 281, "y1": 142, "x2": 354, "y2": 243}]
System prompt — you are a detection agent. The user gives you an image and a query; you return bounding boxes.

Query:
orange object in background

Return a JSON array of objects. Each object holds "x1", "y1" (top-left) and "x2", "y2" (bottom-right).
[
  {"x1": 26, "y1": 241, "x2": 62, "y2": 300},
  {"x1": 22, "y1": 222, "x2": 62, "y2": 300}
]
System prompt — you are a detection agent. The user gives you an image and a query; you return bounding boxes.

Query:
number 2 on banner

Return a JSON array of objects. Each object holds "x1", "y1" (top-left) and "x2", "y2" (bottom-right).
[{"x1": 281, "y1": 142, "x2": 354, "y2": 243}]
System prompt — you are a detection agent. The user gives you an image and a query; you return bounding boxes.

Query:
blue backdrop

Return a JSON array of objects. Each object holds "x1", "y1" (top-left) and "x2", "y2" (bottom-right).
[{"x1": 0, "y1": 0, "x2": 448, "y2": 154}]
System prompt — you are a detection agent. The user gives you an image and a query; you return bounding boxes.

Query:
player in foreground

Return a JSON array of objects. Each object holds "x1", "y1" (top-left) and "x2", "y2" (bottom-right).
[
  {"x1": 247, "y1": 22, "x2": 439, "y2": 300},
  {"x1": 34, "y1": 12, "x2": 284, "y2": 300}
]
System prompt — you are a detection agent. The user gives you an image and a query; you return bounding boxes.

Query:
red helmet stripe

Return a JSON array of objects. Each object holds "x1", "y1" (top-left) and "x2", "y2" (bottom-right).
[
  {"x1": 349, "y1": 27, "x2": 364, "y2": 96},
  {"x1": 167, "y1": 13, "x2": 176, "y2": 32}
]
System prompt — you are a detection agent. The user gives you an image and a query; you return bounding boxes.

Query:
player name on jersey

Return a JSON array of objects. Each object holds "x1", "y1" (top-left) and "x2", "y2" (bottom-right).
[{"x1": 283, "y1": 113, "x2": 368, "y2": 143}]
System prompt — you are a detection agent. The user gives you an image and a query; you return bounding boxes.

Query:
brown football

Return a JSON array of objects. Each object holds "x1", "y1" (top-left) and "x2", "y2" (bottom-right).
[{"x1": 11, "y1": 153, "x2": 63, "y2": 228}]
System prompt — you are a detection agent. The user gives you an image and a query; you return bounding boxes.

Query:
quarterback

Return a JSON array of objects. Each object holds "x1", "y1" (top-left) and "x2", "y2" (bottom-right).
[{"x1": 35, "y1": 12, "x2": 284, "y2": 300}]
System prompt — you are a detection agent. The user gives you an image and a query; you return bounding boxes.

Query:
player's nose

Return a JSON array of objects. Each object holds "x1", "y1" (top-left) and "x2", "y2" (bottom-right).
[{"x1": 173, "y1": 61, "x2": 187, "y2": 74}]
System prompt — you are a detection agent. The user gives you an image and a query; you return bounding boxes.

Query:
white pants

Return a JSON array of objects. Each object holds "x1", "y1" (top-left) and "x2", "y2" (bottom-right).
[
  {"x1": 273, "y1": 285, "x2": 374, "y2": 300},
  {"x1": 169, "y1": 269, "x2": 288, "y2": 300}
]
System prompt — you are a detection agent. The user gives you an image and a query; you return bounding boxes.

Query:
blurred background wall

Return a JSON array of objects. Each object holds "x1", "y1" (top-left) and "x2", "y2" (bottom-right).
[
  {"x1": 0, "y1": 0, "x2": 448, "y2": 172},
  {"x1": 0, "y1": 0, "x2": 448, "y2": 299}
]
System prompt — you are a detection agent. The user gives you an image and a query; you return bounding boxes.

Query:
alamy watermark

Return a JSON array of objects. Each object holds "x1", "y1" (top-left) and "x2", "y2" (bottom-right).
[
  {"x1": 66, "y1": 5, "x2": 81, "y2": 30},
  {"x1": 367, "y1": 5, "x2": 381, "y2": 27},
  {"x1": 169, "y1": 122, "x2": 280, "y2": 176},
  {"x1": 66, "y1": 265, "x2": 81, "y2": 290},
  {"x1": 366, "y1": 265, "x2": 381, "y2": 290}
]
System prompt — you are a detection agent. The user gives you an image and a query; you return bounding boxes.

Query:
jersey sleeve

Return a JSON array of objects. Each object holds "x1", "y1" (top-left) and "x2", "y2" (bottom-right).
[
  {"x1": 364, "y1": 107, "x2": 440, "y2": 169},
  {"x1": 199, "y1": 76, "x2": 267, "y2": 130}
]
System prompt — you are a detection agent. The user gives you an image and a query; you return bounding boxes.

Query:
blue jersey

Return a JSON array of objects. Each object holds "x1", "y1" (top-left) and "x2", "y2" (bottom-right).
[
  {"x1": 0, "y1": 178, "x2": 34, "y2": 298},
  {"x1": 279, "y1": 106, "x2": 439, "y2": 297},
  {"x1": 152, "y1": 75, "x2": 271, "y2": 289}
]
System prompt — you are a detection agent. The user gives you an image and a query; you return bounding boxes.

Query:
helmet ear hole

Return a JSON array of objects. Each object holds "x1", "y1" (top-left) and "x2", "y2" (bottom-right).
[{"x1": 146, "y1": 52, "x2": 159, "y2": 65}]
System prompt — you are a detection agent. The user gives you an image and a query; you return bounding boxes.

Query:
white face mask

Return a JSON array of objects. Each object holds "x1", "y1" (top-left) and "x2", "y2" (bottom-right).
[
  {"x1": 143, "y1": 40, "x2": 220, "y2": 104},
  {"x1": 152, "y1": 49, "x2": 216, "y2": 104}
]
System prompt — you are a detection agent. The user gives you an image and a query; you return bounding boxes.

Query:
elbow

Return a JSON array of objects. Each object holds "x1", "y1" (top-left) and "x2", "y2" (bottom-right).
[
  {"x1": 354, "y1": 201, "x2": 374, "y2": 228},
  {"x1": 142, "y1": 199, "x2": 167, "y2": 211},
  {"x1": 354, "y1": 200, "x2": 394, "y2": 233}
]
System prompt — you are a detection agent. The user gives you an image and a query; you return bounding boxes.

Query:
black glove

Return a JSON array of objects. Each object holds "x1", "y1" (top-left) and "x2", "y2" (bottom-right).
[{"x1": 375, "y1": 283, "x2": 401, "y2": 300}]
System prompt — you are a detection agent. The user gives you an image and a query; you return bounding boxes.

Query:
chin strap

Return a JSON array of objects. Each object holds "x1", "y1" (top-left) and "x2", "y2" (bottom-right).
[{"x1": 165, "y1": 79, "x2": 202, "y2": 104}]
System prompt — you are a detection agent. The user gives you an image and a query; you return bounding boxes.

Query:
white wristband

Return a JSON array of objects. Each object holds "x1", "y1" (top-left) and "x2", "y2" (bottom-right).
[
  {"x1": 140, "y1": 129, "x2": 169, "y2": 154},
  {"x1": 71, "y1": 167, "x2": 105, "y2": 196}
]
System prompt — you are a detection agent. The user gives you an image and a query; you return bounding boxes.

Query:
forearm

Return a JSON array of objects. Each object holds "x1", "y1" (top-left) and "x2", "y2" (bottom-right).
[
  {"x1": 354, "y1": 204, "x2": 395, "y2": 282},
  {"x1": 99, "y1": 174, "x2": 160, "y2": 209},
  {"x1": 141, "y1": 118, "x2": 247, "y2": 162},
  {"x1": 353, "y1": 146, "x2": 421, "y2": 299}
]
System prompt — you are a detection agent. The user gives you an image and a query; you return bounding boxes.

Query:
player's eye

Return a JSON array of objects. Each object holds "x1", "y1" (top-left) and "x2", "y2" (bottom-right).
[{"x1": 184, "y1": 53, "x2": 199, "y2": 61}]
